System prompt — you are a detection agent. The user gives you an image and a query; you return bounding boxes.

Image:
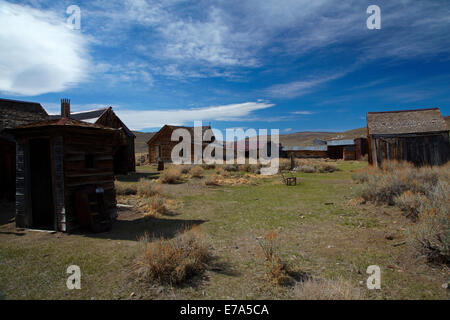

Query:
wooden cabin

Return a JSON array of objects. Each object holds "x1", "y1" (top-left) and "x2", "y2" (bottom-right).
[
  {"x1": 7, "y1": 118, "x2": 123, "y2": 232},
  {"x1": 0, "y1": 98, "x2": 49, "y2": 200},
  {"x1": 367, "y1": 108, "x2": 450, "y2": 167},
  {"x1": 50, "y1": 100, "x2": 136, "y2": 174},
  {"x1": 326, "y1": 138, "x2": 367, "y2": 160},
  {"x1": 147, "y1": 125, "x2": 214, "y2": 163}
]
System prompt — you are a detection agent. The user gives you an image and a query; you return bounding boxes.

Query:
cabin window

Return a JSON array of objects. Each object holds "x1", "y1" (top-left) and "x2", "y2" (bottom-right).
[{"x1": 85, "y1": 154, "x2": 95, "y2": 169}]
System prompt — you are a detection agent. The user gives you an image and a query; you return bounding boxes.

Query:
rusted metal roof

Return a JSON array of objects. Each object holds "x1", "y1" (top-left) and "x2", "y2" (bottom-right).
[
  {"x1": 282, "y1": 145, "x2": 327, "y2": 151},
  {"x1": 367, "y1": 108, "x2": 448, "y2": 135},
  {"x1": 327, "y1": 139, "x2": 355, "y2": 146}
]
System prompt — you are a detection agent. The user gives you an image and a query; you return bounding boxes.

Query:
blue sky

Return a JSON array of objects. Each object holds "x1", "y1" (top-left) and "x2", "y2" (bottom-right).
[{"x1": 1, "y1": 0, "x2": 449, "y2": 133}]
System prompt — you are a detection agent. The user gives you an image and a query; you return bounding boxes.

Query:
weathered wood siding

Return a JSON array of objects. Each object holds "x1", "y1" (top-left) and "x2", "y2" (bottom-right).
[
  {"x1": 0, "y1": 137, "x2": 15, "y2": 199},
  {"x1": 96, "y1": 108, "x2": 136, "y2": 173},
  {"x1": 370, "y1": 132, "x2": 450, "y2": 166},
  {"x1": 62, "y1": 132, "x2": 117, "y2": 231},
  {"x1": 286, "y1": 150, "x2": 328, "y2": 159}
]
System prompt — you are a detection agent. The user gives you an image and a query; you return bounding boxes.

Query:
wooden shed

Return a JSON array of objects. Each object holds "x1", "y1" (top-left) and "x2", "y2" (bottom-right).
[
  {"x1": 147, "y1": 125, "x2": 214, "y2": 163},
  {"x1": 0, "y1": 98, "x2": 49, "y2": 200},
  {"x1": 367, "y1": 108, "x2": 450, "y2": 167},
  {"x1": 50, "y1": 100, "x2": 136, "y2": 174},
  {"x1": 7, "y1": 118, "x2": 123, "y2": 232}
]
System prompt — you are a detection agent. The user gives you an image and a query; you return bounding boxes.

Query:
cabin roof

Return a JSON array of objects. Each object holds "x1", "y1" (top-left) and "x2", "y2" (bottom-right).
[
  {"x1": 10, "y1": 118, "x2": 118, "y2": 131},
  {"x1": 49, "y1": 107, "x2": 135, "y2": 137},
  {"x1": 147, "y1": 125, "x2": 213, "y2": 145},
  {"x1": 367, "y1": 108, "x2": 448, "y2": 135},
  {"x1": 0, "y1": 98, "x2": 49, "y2": 132}
]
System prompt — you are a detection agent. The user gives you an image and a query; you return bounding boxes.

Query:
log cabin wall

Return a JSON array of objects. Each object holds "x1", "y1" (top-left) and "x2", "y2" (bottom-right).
[
  {"x1": 0, "y1": 137, "x2": 15, "y2": 200},
  {"x1": 62, "y1": 130, "x2": 118, "y2": 231},
  {"x1": 286, "y1": 150, "x2": 328, "y2": 159},
  {"x1": 11, "y1": 124, "x2": 121, "y2": 232}
]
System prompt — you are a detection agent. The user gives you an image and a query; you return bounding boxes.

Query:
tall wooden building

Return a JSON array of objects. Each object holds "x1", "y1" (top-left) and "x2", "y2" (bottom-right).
[
  {"x1": 0, "y1": 98, "x2": 49, "y2": 200},
  {"x1": 7, "y1": 117, "x2": 123, "y2": 232},
  {"x1": 367, "y1": 108, "x2": 450, "y2": 166},
  {"x1": 50, "y1": 101, "x2": 136, "y2": 174}
]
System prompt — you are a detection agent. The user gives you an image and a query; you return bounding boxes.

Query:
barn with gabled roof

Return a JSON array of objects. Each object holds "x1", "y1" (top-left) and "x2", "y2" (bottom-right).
[{"x1": 367, "y1": 108, "x2": 449, "y2": 166}]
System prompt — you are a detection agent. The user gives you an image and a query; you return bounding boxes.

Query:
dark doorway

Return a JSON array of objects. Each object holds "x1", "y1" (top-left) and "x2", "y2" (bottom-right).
[
  {"x1": 29, "y1": 138, "x2": 55, "y2": 230},
  {"x1": 113, "y1": 146, "x2": 127, "y2": 175}
]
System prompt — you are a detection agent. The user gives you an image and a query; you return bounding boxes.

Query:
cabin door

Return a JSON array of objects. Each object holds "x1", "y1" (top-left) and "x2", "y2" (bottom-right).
[{"x1": 29, "y1": 138, "x2": 55, "y2": 230}]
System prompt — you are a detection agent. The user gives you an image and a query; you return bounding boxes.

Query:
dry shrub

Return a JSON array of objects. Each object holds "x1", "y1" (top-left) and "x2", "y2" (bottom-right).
[
  {"x1": 293, "y1": 278, "x2": 363, "y2": 300},
  {"x1": 394, "y1": 191, "x2": 430, "y2": 221},
  {"x1": 133, "y1": 228, "x2": 212, "y2": 285},
  {"x1": 295, "y1": 165, "x2": 316, "y2": 173},
  {"x1": 189, "y1": 166, "x2": 204, "y2": 178},
  {"x1": 201, "y1": 163, "x2": 216, "y2": 170},
  {"x1": 115, "y1": 181, "x2": 137, "y2": 195},
  {"x1": 205, "y1": 175, "x2": 220, "y2": 186},
  {"x1": 160, "y1": 166, "x2": 182, "y2": 184},
  {"x1": 180, "y1": 165, "x2": 193, "y2": 174},
  {"x1": 215, "y1": 167, "x2": 230, "y2": 177},
  {"x1": 407, "y1": 181, "x2": 449, "y2": 264},
  {"x1": 238, "y1": 163, "x2": 261, "y2": 174},
  {"x1": 143, "y1": 194, "x2": 168, "y2": 217},
  {"x1": 317, "y1": 163, "x2": 339, "y2": 173},
  {"x1": 354, "y1": 161, "x2": 444, "y2": 205},
  {"x1": 137, "y1": 179, "x2": 162, "y2": 197},
  {"x1": 224, "y1": 164, "x2": 238, "y2": 172},
  {"x1": 258, "y1": 231, "x2": 292, "y2": 286},
  {"x1": 355, "y1": 161, "x2": 450, "y2": 264}
]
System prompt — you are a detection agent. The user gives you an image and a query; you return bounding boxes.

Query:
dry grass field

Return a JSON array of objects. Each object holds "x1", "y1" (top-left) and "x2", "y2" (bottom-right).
[{"x1": 0, "y1": 160, "x2": 448, "y2": 300}]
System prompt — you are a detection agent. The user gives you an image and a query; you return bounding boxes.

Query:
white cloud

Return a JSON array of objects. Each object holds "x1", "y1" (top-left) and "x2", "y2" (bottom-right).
[
  {"x1": 114, "y1": 101, "x2": 275, "y2": 130},
  {"x1": 265, "y1": 71, "x2": 347, "y2": 98},
  {"x1": 0, "y1": 1, "x2": 90, "y2": 95},
  {"x1": 291, "y1": 111, "x2": 314, "y2": 115}
]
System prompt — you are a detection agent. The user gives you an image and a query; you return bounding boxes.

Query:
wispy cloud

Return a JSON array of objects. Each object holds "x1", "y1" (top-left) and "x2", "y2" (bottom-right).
[
  {"x1": 0, "y1": 1, "x2": 90, "y2": 95},
  {"x1": 264, "y1": 71, "x2": 347, "y2": 98},
  {"x1": 291, "y1": 111, "x2": 315, "y2": 115},
  {"x1": 114, "y1": 101, "x2": 275, "y2": 130}
]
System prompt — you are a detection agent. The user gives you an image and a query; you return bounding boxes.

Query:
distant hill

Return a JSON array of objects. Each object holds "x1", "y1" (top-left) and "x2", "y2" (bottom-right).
[
  {"x1": 133, "y1": 127, "x2": 367, "y2": 152},
  {"x1": 133, "y1": 131, "x2": 156, "y2": 153},
  {"x1": 278, "y1": 127, "x2": 367, "y2": 147}
]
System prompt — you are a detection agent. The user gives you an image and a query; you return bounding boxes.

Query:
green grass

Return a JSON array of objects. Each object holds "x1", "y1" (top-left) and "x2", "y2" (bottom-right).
[{"x1": 0, "y1": 160, "x2": 448, "y2": 300}]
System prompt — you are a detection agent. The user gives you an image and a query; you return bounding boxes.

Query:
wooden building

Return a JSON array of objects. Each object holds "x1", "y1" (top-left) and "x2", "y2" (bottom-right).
[
  {"x1": 326, "y1": 138, "x2": 367, "y2": 160},
  {"x1": 7, "y1": 117, "x2": 123, "y2": 232},
  {"x1": 0, "y1": 98, "x2": 49, "y2": 200},
  {"x1": 50, "y1": 101, "x2": 136, "y2": 174},
  {"x1": 147, "y1": 125, "x2": 214, "y2": 163},
  {"x1": 367, "y1": 108, "x2": 449, "y2": 167},
  {"x1": 282, "y1": 145, "x2": 328, "y2": 159}
]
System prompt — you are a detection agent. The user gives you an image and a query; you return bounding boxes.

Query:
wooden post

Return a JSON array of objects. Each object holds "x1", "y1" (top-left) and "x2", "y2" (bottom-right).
[
  {"x1": 290, "y1": 153, "x2": 295, "y2": 170},
  {"x1": 371, "y1": 137, "x2": 378, "y2": 167}
]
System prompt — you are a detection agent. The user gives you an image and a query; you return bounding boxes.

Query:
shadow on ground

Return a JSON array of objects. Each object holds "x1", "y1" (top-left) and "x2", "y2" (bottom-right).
[{"x1": 73, "y1": 208, "x2": 207, "y2": 241}]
